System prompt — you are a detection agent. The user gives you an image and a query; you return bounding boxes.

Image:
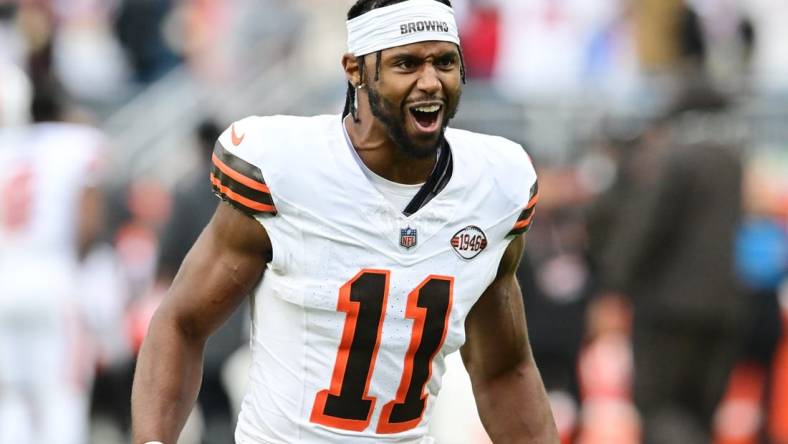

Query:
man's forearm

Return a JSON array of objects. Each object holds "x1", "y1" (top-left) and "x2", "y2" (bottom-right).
[
  {"x1": 131, "y1": 313, "x2": 206, "y2": 444},
  {"x1": 472, "y1": 359, "x2": 558, "y2": 444}
]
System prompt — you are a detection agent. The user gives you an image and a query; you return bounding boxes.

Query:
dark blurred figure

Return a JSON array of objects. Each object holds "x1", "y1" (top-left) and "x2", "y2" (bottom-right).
[
  {"x1": 155, "y1": 119, "x2": 247, "y2": 444},
  {"x1": 518, "y1": 222, "x2": 589, "y2": 398},
  {"x1": 736, "y1": 218, "x2": 784, "y2": 367},
  {"x1": 595, "y1": 87, "x2": 748, "y2": 444},
  {"x1": 733, "y1": 215, "x2": 785, "y2": 443},
  {"x1": 677, "y1": 1, "x2": 705, "y2": 72},
  {"x1": 585, "y1": 118, "x2": 645, "y2": 267},
  {"x1": 156, "y1": 120, "x2": 221, "y2": 281},
  {"x1": 114, "y1": 0, "x2": 181, "y2": 83}
]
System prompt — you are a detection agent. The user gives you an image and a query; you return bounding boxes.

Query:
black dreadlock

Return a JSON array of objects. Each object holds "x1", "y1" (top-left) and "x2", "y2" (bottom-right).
[{"x1": 343, "y1": 0, "x2": 465, "y2": 121}]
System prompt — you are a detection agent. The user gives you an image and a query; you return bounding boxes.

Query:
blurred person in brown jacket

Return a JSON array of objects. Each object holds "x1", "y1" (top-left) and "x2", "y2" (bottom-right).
[{"x1": 594, "y1": 86, "x2": 748, "y2": 444}]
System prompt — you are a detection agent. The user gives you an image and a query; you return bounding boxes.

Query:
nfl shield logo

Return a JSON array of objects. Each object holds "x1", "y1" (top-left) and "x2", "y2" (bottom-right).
[{"x1": 400, "y1": 227, "x2": 417, "y2": 249}]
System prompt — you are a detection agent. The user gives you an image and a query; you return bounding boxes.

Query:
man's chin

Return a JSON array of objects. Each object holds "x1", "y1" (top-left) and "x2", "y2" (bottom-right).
[
  {"x1": 397, "y1": 135, "x2": 444, "y2": 160},
  {"x1": 403, "y1": 147, "x2": 439, "y2": 160},
  {"x1": 370, "y1": 105, "x2": 446, "y2": 159}
]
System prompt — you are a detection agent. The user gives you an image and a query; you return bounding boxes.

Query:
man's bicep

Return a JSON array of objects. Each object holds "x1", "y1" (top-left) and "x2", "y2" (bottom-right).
[
  {"x1": 156, "y1": 202, "x2": 271, "y2": 339},
  {"x1": 462, "y1": 236, "x2": 530, "y2": 380}
]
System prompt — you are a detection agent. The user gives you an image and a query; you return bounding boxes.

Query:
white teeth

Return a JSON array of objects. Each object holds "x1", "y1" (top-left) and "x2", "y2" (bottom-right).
[{"x1": 413, "y1": 105, "x2": 441, "y2": 113}]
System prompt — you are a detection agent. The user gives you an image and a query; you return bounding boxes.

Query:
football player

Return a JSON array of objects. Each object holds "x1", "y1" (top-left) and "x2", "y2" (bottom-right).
[
  {"x1": 132, "y1": 1, "x2": 558, "y2": 443},
  {"x1": 0, "y1": 82, "x2": 107, "y2": 444}
]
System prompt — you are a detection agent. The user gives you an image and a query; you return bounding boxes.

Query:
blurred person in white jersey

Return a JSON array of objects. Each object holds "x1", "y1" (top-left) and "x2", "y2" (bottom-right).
[
  {"x1": 0, "y1": 79, "x2": 107, "y2": 444},
  {"x1": 131, "y1": 1, "x2": 559, "y2": 443}
]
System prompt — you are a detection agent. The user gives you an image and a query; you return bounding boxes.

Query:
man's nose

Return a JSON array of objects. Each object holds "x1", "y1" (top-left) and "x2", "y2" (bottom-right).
[{"x1": 416, "y1": 65, "x2": 442, "y2": 95}]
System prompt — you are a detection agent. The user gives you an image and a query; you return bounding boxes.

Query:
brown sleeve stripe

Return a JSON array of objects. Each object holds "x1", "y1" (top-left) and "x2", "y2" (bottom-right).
[
  {"x1": 213, "y1": 141, "x2": 267, "y2": 185},
  {"x1": 512, "y1": 210, "x2": 535, "y2": 231},
  {"x1": 210, "y1": 160, "x2": 275, "y2": 206},
  {"x1": 515, "y1": 201, "x2": 537, "y2": 224},
  {"x1": 212, "y1": 153, "x2": 270, "y2": 193},
  {"x1": 209, "y1": 142, "x2": 276, "y2": 216},
  {"x1": 508, "y1": 216, "x2": 535, "y2": 236},
  {"x1": 507, "y1": 181, "x2": 539, "y2": 236},
  {"x1": 526, "y1": 181, "x2": 539, "y2": 209},
  {"x1": 509, "y1": 208, "x2": 535, "y2": 235},
  {"x1": 211, "y1": 174, "x2": 277, "y2": 215}
]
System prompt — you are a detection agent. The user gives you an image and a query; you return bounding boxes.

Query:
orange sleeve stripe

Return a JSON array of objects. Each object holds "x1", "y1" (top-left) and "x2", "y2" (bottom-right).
[
  {"x1": 210, "y1": 175, "x2": 276, "y2": 213},
  {"x1": 513, "y1": 211, "x2": 535, "y2": 230},
  {"x1": 512, "y1": 219, "x2": 529, "y2": 230},
  {"x1": 526, "y1": 191, "x2": 539, "y2": 209},
  {"x1": 211, "y1": 153, "x2": 270, "y2": 194}
]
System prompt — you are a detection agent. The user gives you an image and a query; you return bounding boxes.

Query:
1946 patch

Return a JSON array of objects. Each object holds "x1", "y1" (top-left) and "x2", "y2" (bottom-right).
[{"x1": 450, "y1": 226, "x2": 487, "y2": 260}]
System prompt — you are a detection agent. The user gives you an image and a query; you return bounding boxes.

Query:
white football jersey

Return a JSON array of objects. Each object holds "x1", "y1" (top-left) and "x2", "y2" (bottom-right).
[
  {"x1": 0, "y1": 123, "x2": 104, "y2": 313},
  {"x1": 211, "y1": 115, "x2": 538, "y2": 443}
]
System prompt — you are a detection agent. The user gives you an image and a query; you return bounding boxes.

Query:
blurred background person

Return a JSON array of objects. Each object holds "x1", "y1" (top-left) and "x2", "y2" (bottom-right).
[
  {"x1": 0, "y1": 79, "x2": 109, "y2": 444},
  {"x1": 154, "y1": 119, "x2": 221, "y2": 289},
  {"x1": 595, "y1": 85, "x2": 748, "y2": 444}
]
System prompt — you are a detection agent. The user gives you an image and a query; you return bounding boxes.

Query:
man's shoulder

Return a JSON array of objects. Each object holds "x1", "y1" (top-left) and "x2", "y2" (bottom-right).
[
  {"x1": 218, "y1": 114, "x2": 337, "y2": 158},
  {"x1": 447, "y1": 127, "x2": 535, "y2": 175},
  {"x1": 230, "y1": 114, "x2": 337, "y2": 137},
  {"x1": 210, "y1": 115, "x2": 340, "y2": 217},
  {"x1": 447, "y1": 127, "x2": 537, "y2": 209},
  {"x1": 446, "y1": 127, "x2": 530, "y2": 163}
]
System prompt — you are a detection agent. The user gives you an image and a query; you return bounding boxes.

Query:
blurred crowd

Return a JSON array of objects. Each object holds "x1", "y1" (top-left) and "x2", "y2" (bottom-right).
[{"x1": 0, "y1": 0, "x2": 787, "y2": 444}]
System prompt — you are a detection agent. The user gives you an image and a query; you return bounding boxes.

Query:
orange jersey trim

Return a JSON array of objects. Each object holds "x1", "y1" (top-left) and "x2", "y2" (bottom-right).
[
  {"x1": 210, "y1": 174, "x2": 276, "y2": 213},
  {"x1": 526, "y1": 191, "x2": 539, "y2": 209},
  {"x1": 211, "y1": 153, "x2": 270, "y2": 194},
  {"x1": 513, "y1": 211, "x2": 536, "y2": 230}
]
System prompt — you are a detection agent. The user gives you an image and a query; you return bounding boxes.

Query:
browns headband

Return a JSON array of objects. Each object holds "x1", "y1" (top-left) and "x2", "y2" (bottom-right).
[{"x1": 347, "y1": 0, "x2": 460, "y2": 57}]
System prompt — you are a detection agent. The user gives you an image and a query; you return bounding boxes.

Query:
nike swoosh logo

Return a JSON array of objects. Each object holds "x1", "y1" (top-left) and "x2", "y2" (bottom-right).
[{"x1": 231, "y1": 124, "x2": 245, "y2": 146}]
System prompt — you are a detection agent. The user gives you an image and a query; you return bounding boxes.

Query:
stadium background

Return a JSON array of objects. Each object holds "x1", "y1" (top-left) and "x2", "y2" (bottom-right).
[{"x1": 0, "y1": 0, "x2": 787, "y2": 443}]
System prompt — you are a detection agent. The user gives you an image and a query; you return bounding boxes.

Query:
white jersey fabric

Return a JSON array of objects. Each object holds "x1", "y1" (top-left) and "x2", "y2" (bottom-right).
[
  {"x1": 0, "y1": 122, "x2": 103, "y2": 316},
  {"x1": 210, "y1": 114, "x2": 538, "y2": 443}
]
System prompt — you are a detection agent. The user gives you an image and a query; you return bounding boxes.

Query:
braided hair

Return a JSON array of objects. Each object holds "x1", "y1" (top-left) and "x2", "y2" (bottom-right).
[{"x1": 343, "y1": 0, "x2": 465, "y2": 121}]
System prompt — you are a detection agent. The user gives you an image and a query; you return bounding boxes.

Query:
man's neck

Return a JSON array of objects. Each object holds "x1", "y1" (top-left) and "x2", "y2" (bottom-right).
[{"x1": 344, "y1": 114, "x2": 436, "y2": 185}]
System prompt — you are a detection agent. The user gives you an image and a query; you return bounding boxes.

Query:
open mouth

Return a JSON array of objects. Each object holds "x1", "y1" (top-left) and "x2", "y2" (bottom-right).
[{"x1": 408, "y1": 103, "x2": 443, "y2": 133}]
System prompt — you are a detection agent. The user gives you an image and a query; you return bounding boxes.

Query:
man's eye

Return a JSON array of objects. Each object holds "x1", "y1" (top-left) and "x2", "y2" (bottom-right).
[
  {"x1": 436, "y1": 57, "x2": 456, "y2": 68},
  {"x1": 397, "y1": 60, "x2": 417, "y2": 69}
]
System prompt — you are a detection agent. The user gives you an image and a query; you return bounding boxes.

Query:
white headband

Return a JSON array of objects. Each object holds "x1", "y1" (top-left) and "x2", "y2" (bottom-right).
[{"x1": 347, "y1": 0, "x2": 460, "y2": 57}]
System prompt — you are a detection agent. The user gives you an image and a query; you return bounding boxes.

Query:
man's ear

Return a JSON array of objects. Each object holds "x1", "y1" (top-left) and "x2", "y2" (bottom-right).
[{"x1": 342, "y1": 53, "x2": 362, "y2": 86}]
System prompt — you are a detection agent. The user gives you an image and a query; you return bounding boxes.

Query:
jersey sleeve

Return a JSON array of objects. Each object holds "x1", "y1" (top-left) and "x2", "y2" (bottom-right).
[
  {"x1": 490, "y1": 137, "x2": 538, "y2": 237},
  {"x1": 210, "y1": 119, "x2": 277, "y2": 217},
  {"x1": 507, "y1": 180, "x2": 539, "y2": 236}
]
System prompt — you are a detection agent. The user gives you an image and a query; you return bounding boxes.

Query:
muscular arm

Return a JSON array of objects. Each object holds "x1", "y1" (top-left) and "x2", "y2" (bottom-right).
[
  {"x1": 131, "y1": 203, "x2": 271, "y2": 444},
  {"x1": 461, "y1": 236, "x2": 559, "y2": 443}
]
